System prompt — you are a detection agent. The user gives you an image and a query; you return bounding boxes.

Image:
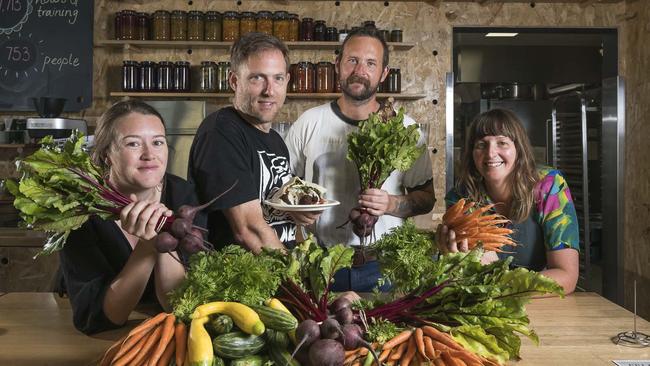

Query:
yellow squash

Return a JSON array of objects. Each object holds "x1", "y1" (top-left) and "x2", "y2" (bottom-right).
[
  {"x1": 188, "y1": 316, "x2": 214, "y2": 366},
  {"x1": 191, "y1": 301, "x2": 265, "y2": 336}
]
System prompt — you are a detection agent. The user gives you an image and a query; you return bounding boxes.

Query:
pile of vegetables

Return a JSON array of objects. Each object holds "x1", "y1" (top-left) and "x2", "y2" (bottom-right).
[
  {"x1": 345, "y1": 99, "x2": 424, "y2": 239},
  {"x1": 4, "y1": 132, "x2": 217, "y2": 256}
]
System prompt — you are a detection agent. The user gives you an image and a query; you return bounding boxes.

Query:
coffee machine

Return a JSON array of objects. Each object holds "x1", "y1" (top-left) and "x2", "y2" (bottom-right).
[{"x1": 25, "y1": 97, "x2": 87, "y2": 139}]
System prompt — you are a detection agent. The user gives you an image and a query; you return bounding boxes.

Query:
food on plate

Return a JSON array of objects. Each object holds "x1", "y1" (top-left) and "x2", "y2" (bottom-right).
[{"x1": 272, "y1": 177, "x2": 327, "y2": 205}]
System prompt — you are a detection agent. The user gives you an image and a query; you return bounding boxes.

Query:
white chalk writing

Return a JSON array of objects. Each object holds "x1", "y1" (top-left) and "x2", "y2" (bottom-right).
[{"x1": 41, "y1": 52, "x2": 79, "y2": 72}]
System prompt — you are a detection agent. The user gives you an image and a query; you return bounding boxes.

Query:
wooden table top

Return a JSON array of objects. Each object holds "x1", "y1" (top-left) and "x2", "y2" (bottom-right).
[{"x1": 0, "y1": 292, "x2": 648, "y2": 366}]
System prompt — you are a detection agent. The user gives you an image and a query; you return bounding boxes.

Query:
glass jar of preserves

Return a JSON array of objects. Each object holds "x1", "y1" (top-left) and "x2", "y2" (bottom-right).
[
  {"x1": 122, "y1": 60, "x2": 139, "y2": 91},
  {"x1": 325, "y1": 27, "x2": 338, "y2": 42},
  {"x1": 121, "y1": 10, "x2": 137, "y2": 40},
  {"x1": 156, "y1": 61, "x2": 173, "y2": 91},
  {"x1": 222, "y1": 11, "x2": 240, "y2": 42},
  {"x1": 136, "y1": 12, "x2": 149, "y2": 40},
  {"x1": 114, "y1": 11, "x2": 123, "y2": 40},
  {"x1": 139, "y1": 61, "x2": 156, "y2": 91},
  {"x1": 316, "y1": 62, "x2": 334, "y2": 93},
  {"x1": 187, "y1": 11, "x2": 204, "y2": 41},
  {"x1": 173, "y1": 61, "x2": 191, "y2": 92},
  {"x1": 256, "y1": 11, "x2": 273, "y2": 36},
  {"x1": 390, "y1": 68, "x2": 401, "y2": 93},
  {"x1": 171, "y1": 10, "x2": 187, "y2": 41},
  {"x1": 295, "y1": 61, "x2": 313, "y2": 93},
  {"x1": 152, "y1": 10, "x2": 170, "y2": 41},
  {"x1": 288, "y1": 63, "x2": 297, "y2": 93},
  {"x1": 313, "y1": 20, "x2": 326, "y2": 41},
  {"x1": 199, "y1": 61, "x2": 217, "y2": 92},
  {"x1": 390, "y1": 29, "x2": 403, "y2": 42},
  {"x1": 217, "y1": 62, "x2": 231, "y2": 92},
  {"x1": 379, "y1": 29, "x2": 390, "y2": 42},
  {"x1": 288, "y1": 13, "x2": 299, "y2": 41},
  {"x1": 272, "y1": 11, "x2": 289, "y2": 41},
  {"x1": 338, "y1": 28, "x2": 349, "y2": 42},
  {"x1": 204, "y1": 11, "x2": 222, "y2": 41},
  {"x1": 300, "y1": 17, "x2": 314, "y2": 41},
  {"x1": 239, "y1": 11, "x2": 256, "y2": 36}
]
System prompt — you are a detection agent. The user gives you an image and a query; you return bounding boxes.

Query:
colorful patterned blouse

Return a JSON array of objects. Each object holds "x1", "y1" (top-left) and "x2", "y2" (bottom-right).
[{"x1": 445, "y1": 166, "x2": 580, "y2": 270}]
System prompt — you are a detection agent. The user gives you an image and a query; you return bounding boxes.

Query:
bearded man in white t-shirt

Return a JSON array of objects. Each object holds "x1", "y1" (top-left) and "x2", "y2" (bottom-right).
[{"x1": 284, "y1": 27, "x2": 435, "y2": 292}]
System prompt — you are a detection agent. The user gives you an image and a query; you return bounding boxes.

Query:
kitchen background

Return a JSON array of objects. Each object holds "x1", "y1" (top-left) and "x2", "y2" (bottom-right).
[{"x1": 0, "y1": 0, "x2": 648, "y2": 321}]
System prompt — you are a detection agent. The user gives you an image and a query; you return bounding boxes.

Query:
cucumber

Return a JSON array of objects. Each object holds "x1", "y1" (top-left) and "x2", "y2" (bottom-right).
[
  {"x1": 212, "y1": 331, "x2": 266, "y2": 359},
  {"x1": 268, "y1": 347, "x2": 299, "y2": 366},
  {"x1": 250, "y1": 305, "x2": 298, "y2": 332},
  {"x1": 209, "y1": 314, "x2": 234, "y2": 335},
  {"x1": 229, "y1": 355, "x2": 265, "y2": 366},
  {"x1": 264, "y1": 328, "x2": 290, "y2": 348}
]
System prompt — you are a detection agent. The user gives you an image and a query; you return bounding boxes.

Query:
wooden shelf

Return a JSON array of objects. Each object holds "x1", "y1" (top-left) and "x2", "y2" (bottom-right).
[
  {"x1": 95, "y1": 39, "x2": 415, "y2": 51},
  {"x1": 110, "y1": 92, "x2": 426, "y2": 100}
]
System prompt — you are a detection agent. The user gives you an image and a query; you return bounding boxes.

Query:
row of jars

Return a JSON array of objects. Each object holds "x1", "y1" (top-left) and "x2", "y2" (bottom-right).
[
  {"x1": 114, "y1": 10, "x2": 403, "y2": 43},
  {"x1": 122, "y1": 60, "x2": 233, "y2": 93},
  {"x1": 288, "y1": 62, "x2": 401, "y2": 93}
]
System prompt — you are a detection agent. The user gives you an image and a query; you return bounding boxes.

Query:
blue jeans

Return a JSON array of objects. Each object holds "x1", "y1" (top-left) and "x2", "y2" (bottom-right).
[{"x1": 330, "y1": 260, "x2": 391, "y2": 292}]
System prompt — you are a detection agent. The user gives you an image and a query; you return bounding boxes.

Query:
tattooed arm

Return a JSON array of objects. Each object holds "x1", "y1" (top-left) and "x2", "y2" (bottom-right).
[{"x1": 358, "y1": 180, "x2": 435, "y2": 218}]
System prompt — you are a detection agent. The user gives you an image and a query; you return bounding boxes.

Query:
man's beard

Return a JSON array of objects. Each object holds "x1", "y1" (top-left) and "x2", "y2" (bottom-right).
[{"x1": 340, "y1": 74, "x2": 378, "y2": 101}]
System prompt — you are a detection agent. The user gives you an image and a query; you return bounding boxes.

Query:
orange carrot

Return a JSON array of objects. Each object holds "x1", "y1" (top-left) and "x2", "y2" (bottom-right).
[
  {"x1": 174, "y1": 321, "x2": 188, "y2": 366},
  {"x1": 433, "y1": 357, "x2": 447, "y2": 366},
  {"x1": 447, "y1": 350, "x2": 482, "y2": 366},
  {"x1": 148, "y1": 313, "x2": 176, "y2": 366},
  {"x1": 400, "y1": 336, "x2": 417, "y2": 366},
  {"x1": 414, "y1": 328, "x2": 427, "y2": 360},
  {"x1": 156, "y1": 336, "x2": 176, "y2": 366},
  {"x1": 128, "y1": 323, "x2": 163, "y2": 366},
  {"x1": 440, "y1": 351, "x2": 463, "y2": 366},
  {"x1": 382, "y1": 329, "x2": 413, "y2": 350},
  {"x1": 128, "y1": 312, "x2": 168, "y2": 338},
  {"x1": 113, "y1": 330, "x2": 151, "y2": 366},
  {"x1": 422, "y1": 327, "x2": 464, "y2": 351},
  {"x1": 443, "y1": 199, "x2": 465, "y2": 223},
  {"x1": 345, "y1": 353, "x2": 360, "y2": 365},
  {"x1": 345, "y1": 349, "x2": 361, "y2": 358},
  {"x1": 379, "y1": 348, "x2": 392, "y2": 362},
  {"x1": 423, "y1": 336, "x2": 438, "y2": 359},
  {"x1": 98, "y1": 334, "x2": 127, "y2": 366},
  {"x1": 389, "y1": 341, "x2": 408, "y2": 361}
]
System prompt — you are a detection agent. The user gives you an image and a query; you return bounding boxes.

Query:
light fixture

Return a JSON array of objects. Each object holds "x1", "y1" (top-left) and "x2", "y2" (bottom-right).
[{"x1": 485, "y1": 32, "x2": 519, "y2": 37}]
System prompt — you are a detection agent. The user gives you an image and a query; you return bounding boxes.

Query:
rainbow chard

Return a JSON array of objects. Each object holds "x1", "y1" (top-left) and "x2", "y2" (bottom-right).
[{"x1": 4, "y1": 132, "x2": 213, "y2": 256}]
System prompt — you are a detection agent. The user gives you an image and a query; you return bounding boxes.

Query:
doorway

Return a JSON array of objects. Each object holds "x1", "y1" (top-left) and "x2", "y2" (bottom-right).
[{"x1": 446, "y1": 27, "x2": 624, "y2": 303}]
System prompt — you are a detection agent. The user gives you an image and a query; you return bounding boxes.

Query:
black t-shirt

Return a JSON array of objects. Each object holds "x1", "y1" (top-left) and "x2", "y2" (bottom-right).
[
  {"x1": 57, "y1": 174, "x2": 203, "y2": 335},
  {"x1": 188, "y1": 106, "x2": 296, "y2": 249}
]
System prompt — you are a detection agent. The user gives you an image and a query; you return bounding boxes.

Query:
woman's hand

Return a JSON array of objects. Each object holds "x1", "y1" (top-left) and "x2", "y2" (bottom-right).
[
  {"x1": 436, "y1": 223, "x2": 468, "y2": 253},
  {"x1": 120, "y1": 194, "x2": 173, "y2": 241}
]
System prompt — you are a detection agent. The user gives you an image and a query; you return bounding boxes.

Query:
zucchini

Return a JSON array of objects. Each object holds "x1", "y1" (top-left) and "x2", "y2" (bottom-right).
[
  {"x1": 213, "y1": 356, "x2": 226, "y2": 366},
  {"x1": 209, "y1": 314, "x2": 234, "y2": 335},
  {"x1": 212, "y1": 331, "x2": 266, "y2": 359},
  {"x1": 250, "y1": 305, "x2": 298, "y2": 332},
  {"x1": 264, "y1": 328, "x2": 290, "y2": 348},
  {"x1": 229, "y1": 355, "x2": 265, "y2": 366},
  {"x1": 267, "y1": 347, "x2": 299, "y2": 366}
]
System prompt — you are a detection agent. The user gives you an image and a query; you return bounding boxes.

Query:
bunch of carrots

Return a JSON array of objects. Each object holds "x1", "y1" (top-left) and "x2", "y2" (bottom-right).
[
  {"x1": 441, "y1": 198, "x2": 515, "y2": 253},
  {"x1": 99, "y1": 312, "x2": 187, "y2": 366},
  {"x1": 345, "y1": 326, "x2": 499, "y2": 366}
]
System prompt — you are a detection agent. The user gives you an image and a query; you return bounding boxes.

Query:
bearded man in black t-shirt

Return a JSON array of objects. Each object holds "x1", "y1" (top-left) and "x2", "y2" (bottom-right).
[{"x1": 188, "y1": 33, "x2": 320, "y2": 253}]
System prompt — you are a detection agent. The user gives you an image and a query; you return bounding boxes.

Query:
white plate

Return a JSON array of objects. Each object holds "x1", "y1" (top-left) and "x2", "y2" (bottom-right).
[{"x1": 264, "y1": 199, "x2": 340, "y2": 212}]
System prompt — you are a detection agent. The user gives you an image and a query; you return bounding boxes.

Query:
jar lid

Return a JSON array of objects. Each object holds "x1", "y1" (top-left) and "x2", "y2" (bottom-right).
[
  {"x1": 241, "y1": 11, "x2": 255, "y2": 17},
  {"x1": 223, "y1": 11, "x2": 239, "y2": 17},
  {"x1": 123, "y1": 60, "x2": 139, "y2": 65},
  {"x1": 257, "y1": 11, "x2": 272, "y2": 17},
  {"x1": 391, "y1": 29, "x2": 402, "y2": 33},
  {"x1": 326, "y1": 27, "x2": 337, "y2": 31},
  {"x1": 140, "y1": 61, "x2": 157, "y2": 66},
  {"x1": 297, "y1": 61, "x2": 310, "y2": 66},
  {"x1": 201, "y1": 61, "x2": 217, "y2": 65},
  {"x1": 273, "y1": 11, "x2": 288, "y2": 18},
  {"x1": 174, "y1": 61, "x2": 190, "y2": 66},
  {"x1": 188, "y1": 10, "x2": 204, "y2": 16},
  {"x1": 158, "y1": 61, "x2": 173, "y2": 66},
  {"x1": 136, "y1": 12, "x2": 149, "y2": 17},
  {"x1": 171, "y1": 10, "x2": 187, "y2": 16},
  {"x1": 288, "y1": 13, "x2": 299, "y2": 18},
  {"x1": 315, "y1": 20, "x2": 326, "y2": 24},
  {"x1": 205, "y1": 11, "x2": 221, "y2": 16},
  {"x1": 153, "y1": 10, "x2": 170, "y2": 15},
  {"x1": 302, "y1": 17, "x2": 313, "y2": 22},
  {"x1": 363, "y1": 20, "x2": 376, "y2": 26},
  {"x1": 218, "y1": 61, "x2": 230, "y2": 66},
  {"x1": 123, "y1": 9, "x2": 137, "y2": 14},
  {"x1": 317, "y1": 61, "x2": 332, "y2": 65}
]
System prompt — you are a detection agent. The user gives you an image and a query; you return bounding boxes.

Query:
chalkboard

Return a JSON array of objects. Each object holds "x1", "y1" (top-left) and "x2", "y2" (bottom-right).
[{"x1": 0, "y1": 0, "x2": 93, "y2": 112}]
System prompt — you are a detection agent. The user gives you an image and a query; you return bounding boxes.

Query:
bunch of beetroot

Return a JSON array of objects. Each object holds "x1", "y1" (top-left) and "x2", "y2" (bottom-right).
[
  {"x1": 344, "y1": 99, "x2": 424, "y2": 240},
  {"x1": 291, "y1": 297, "x2": 379, "y2": 366}
]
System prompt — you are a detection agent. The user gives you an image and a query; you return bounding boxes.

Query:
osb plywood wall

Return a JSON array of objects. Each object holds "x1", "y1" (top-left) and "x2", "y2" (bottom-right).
[{"x1": 620, "y1": 0, "x2": 650, "y2": 321}]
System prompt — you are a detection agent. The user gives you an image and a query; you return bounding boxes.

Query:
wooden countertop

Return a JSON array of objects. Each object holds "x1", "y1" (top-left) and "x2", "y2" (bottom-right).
[
  {"x1": 0, "y1": 228, "x2": 47, "y2": 247},
  {"x1": 0, "y1": 292, "x2": 648, "y2": 365}
]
